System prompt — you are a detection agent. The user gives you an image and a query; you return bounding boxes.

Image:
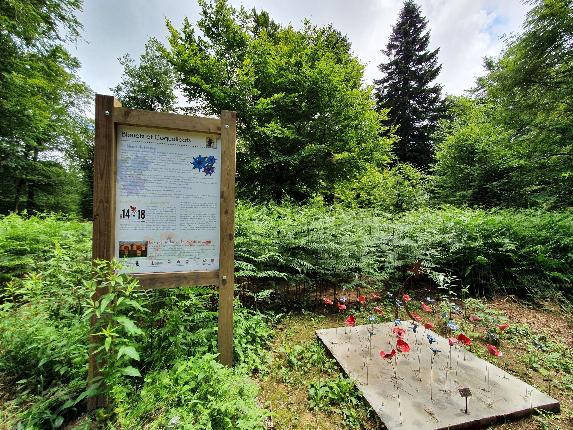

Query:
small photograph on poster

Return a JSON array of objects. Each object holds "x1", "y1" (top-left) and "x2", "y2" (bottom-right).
[
  {"x1": 119, "y1": 241, "x2": 148, "y2": 258},
  {"x1": 206, "y1": 136, "x2": 217, "y2": 149}
]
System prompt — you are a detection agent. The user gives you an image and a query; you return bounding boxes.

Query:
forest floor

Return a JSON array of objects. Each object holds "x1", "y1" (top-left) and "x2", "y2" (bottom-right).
[{"x1": 258, "y1": 296, "x2": 573, "y2": 430}]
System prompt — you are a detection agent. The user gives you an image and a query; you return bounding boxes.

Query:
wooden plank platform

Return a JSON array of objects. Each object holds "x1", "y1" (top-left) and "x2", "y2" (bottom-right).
[{"x1": 316, "y1": 322, "x2": 559, "y2": 430}]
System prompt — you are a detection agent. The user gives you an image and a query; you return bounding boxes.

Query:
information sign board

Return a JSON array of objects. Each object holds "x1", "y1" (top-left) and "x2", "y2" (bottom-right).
[
  {"x1": 89, "y1": 94, "x2": 236, "y2": 410},
  {"x1": 115, "y1": 126, "x2": 222, "y2": 274}
]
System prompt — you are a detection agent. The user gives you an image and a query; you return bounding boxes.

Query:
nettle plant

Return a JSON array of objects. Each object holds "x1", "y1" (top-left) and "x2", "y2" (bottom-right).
[{"x1": 83, "y1": 260, "x2": 147, "y2": 392}]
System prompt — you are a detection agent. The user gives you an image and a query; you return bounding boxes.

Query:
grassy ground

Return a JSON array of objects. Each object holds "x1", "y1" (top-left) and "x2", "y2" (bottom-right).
[{"x1": 258, "y1": 296, "x2": 573, "y2": 430}]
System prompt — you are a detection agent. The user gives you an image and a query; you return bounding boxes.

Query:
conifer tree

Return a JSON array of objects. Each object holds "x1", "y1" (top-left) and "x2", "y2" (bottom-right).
[{"x1": 375, "y1": 0, "x2": 445, "y2": 170}]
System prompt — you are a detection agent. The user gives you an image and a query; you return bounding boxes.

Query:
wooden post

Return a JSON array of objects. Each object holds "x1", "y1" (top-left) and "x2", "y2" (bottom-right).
[
  {"x1": 218, "y1": 110, "x2": 236, "y2": 366},
  {"x1": 88, "y1": 94, "x2": 121, "y2": 410},
  {"x1": 92, "y1": 94, "x2": 120, "y2": 262}
]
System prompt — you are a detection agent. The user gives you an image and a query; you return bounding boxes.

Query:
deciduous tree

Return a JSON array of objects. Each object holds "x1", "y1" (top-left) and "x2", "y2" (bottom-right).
[
  {"x1": 0, "y1": 0, "x2": 91, "y2": 214},
  {"x1": 112, "y1": 38, "x2": 177, "y2": 112},
  {"x1": 433, "y1": 0, "x2": 573, "y2": 208},
  {"x1": 165, "y1": 0, "x2": 392, "y2": 202}
]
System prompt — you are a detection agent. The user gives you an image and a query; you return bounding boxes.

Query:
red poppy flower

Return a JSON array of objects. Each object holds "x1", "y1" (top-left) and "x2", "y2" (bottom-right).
[
  {"x1": 392, "y1": 326, "x2": 406, "y2": 338},
  {"x1": 421, "y1": 303, "x2": 432, "y2": 312},
  {"x1": 371, "y1": 293, "x2": 381, "y2": 300},
  {"x1": 457, "y1": 333, "x2": 472, "y2": 346},
  {"x1": 411, "y1": 312, "x2": 422, "y2": 322},
  {"x1": 424, "y1": 322, "x2": 434, "y2": 330},
  {"x1": 448, "y1": 337, "x2": 459, "y2": 346},
  {"x1": 396, "y1": 338, "x2": 411, "y2": 353},
  {"x1": 486, "y1": 344, "x2": 503, "y2": 357},
  {"x1": 469, "y1": 314, "x2": 482, "y2": 322},
  {"x1": 373, "y1": 306, "x2": 384, "y2": 316},
  {"x1": 498, "y1": 323, "x2": 509, "y2": 331},
  {"x1": 322, "y1": 297, "x2": 333, "y2": 305},
  {"x1": 380, "y1": 349, "x2": 397, "y2": 359},
  {"x1": 358, "y1": 295, "x2": 367, "y2": 304},
  {"x1": 344, "y1": 314, "x2": 356, "y2": 327},
  {"x1": 402, "y1": 294, "x2": 412, "y2": 302}
]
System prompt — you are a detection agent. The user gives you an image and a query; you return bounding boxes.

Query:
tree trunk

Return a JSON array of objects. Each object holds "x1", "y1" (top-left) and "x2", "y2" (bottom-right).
[
  {"x1": 13, "y1": 178, "x2": 24, "y2": 212},
  {"x1": 26, "y1": 149, "x2": 39, "y2": 212}
]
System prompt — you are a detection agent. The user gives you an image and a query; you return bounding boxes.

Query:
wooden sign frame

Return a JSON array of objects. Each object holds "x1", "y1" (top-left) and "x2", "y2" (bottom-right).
[{"x1": 90, "y1": 94, "x2": 236, "y2": 405}]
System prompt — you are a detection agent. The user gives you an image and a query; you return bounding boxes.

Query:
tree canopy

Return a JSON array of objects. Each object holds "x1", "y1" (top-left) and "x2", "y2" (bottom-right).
[
  {"x1": 112, "y1": 38, "x2": 178, "y2": 112},
  {"x1": 433, "y1": 0, "x2": 573, "y2": 208},
  {"x1": 0, "y1": 0, "x2": 91, "y2": 214},
  {"x1": 374, "y1": 0, "x2": 446, "y2": 170},
  {"x1": 164, "y1": 0, "x2": 392, "y2": 202}
]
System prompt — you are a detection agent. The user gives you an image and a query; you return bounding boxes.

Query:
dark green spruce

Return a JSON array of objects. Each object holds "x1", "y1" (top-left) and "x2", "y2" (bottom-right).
[{"x1": 375, "y1": 0, "x2": 446, "y2": 170}]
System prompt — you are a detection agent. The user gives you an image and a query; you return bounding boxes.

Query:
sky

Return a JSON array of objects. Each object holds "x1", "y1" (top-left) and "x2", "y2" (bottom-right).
[{"x1": 67, "y1": 0, "x2": 530, "y2": 104}]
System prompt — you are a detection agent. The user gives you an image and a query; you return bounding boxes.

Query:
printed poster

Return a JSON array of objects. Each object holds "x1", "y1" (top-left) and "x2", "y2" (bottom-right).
[{"x1": 115, "y1": 125, "x2": 221, "y2": 273}]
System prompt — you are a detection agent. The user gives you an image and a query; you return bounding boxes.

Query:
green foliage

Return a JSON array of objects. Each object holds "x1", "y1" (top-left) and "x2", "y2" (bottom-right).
[
  {"x1": 0, "y1": 0, "x2": 92, "y2": 215},
  {"x1": 281, "y1": 340, "x2": 336, "y2": 376},
  {"x1": 165, "y1": 0, "x2": 391, "y2": 202},
  {"x1": 307, "y1": 376, "x2": 357, "y2": 410},
  {"x1": 1, "y1": 206, "x2": 572, "y2": 427},
  {"x1": 432, "y1": 96, "x2": 517, "y2": 206},
  {"x1": 112, "y1": 354, "x2": 267, "y2": 429},
  {"x1": 0, "y1": 216, "x2": 92, "y2": 428},
  {"x1": 524, "y1": 337, "x2": 573, "y2": 380},
  {"x1": 335, "y1": 163, "x2": 429, "y2": 212},
  {"x1": 0, "y1": 212, "x2": 91, "y2": 286},
  {"x1": 236, "y1": 203, "x2": 573, "y2": 299},
  {"x1": 139, "y1": 287, "x2": 273, "y2": 374},
  {"x1": 235, "y1": 202, "x2": 384, "y2": 298},
  {"x1": 433, "y1": 0, "x2": 573, "y2": 208},
  {"x1": 375, "y1": 0, "x2": 446, "y2": 170},
  {"x1": 388, "y1": 207, "x2": 573, "y2": 298},
  {"x1": 0, "y1": 305, "x2": 88, "y2": 429},
  {"x1": 84, "y1": 260, "x2": 148, "y2": 392},
  {"x1": 112, "y1": 38, "x2": 178, "y2": 112},
  {"x1": 0, "y1": 214, "x2": 273, "y2": 428},
  {"x1": 307, "y1": 376, "x2": 369, "y2": 428}
]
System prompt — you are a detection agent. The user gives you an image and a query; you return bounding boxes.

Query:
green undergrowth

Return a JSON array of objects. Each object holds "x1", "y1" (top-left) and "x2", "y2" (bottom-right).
[
  {"x1": 2, "y1": 205, "x2": 572, "y2": 302},
  {"x1": 111, "y1": 354, "x2": 266, "y2": 429},
  {"x1": 235, "y1": 203, "x2": 573, "y2": 300},
  {"x1": 1, "y1": 206, "x2": 572, "y2": 428},
  {"x1": 259, "y1": 313, "x2": 379, "y2": 429},
  {"x1": 0, "y1": 214, "x2": 273, "y2": 429},
  {"x1": 0, "y1": 212, "x2": 91, "y2": 284}
]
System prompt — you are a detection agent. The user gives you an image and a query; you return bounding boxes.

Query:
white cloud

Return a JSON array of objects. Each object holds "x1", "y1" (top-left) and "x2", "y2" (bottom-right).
[
  {"x1": 68, "y1": 0, "x2": 529, "y2": 99},
  {"x1": 229, "y1": 0, "x2": 529, "y2": 94},
  {"x1": 417, "y1": 0, "x2": 529, "y2": 94}
]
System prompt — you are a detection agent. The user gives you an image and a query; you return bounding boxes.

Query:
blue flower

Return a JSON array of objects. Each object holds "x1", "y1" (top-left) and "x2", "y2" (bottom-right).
[
  {"x1": 192, "y1": 155, "x2": 206, "y2": 170},
  {"x1": 430, "y1": 347, "x2": 441, "y2": 355},
  {"x1": 206, "y1": 155, "x2": 217, "y2": 165},
  {"x1": 203, "y1": 165, "x2": 215, "y2": 176},
  {"x1": 427, "y1": 334, "x2": 437, "y2": 344},
  {"x1": 447, "y1": 321, "x2": 460, "y2": 331}
]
